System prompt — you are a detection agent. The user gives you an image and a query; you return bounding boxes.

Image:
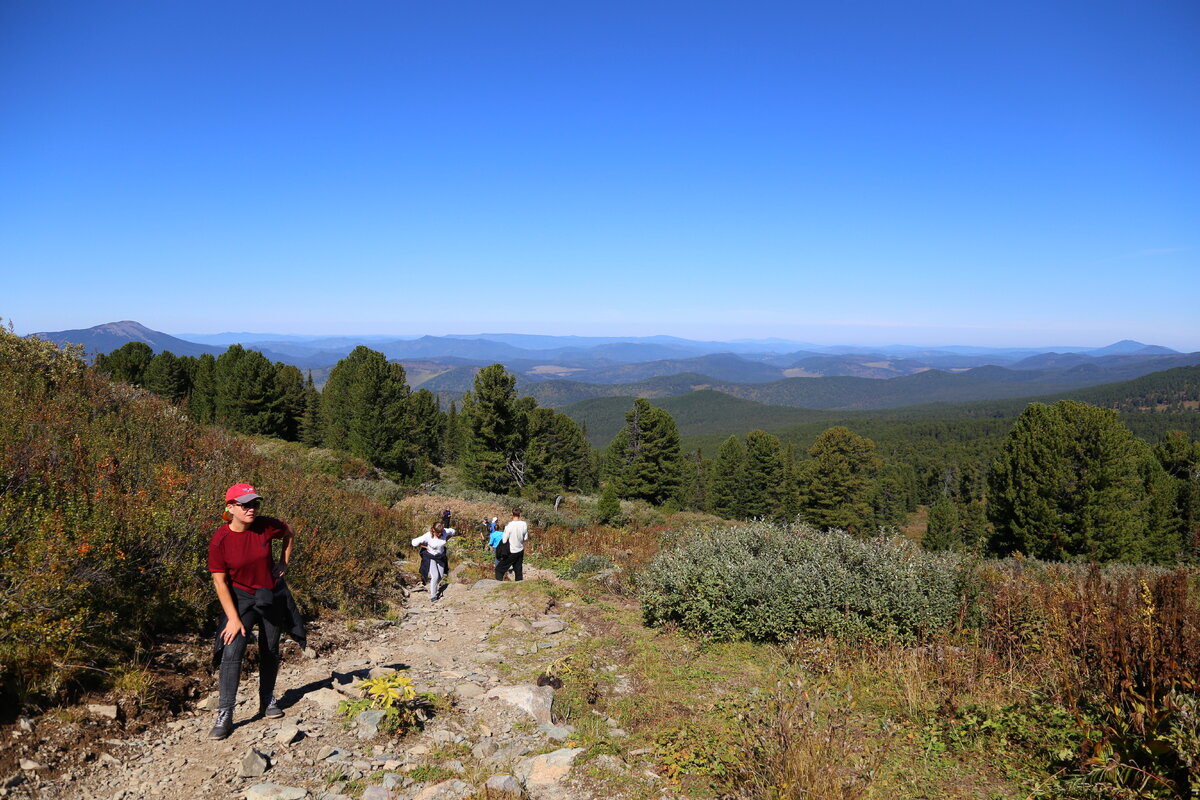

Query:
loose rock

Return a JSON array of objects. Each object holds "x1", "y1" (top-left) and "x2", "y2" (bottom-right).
[
  {"x1": 239, "y1": 749, "x2": 270, "y2": 778},
  {"x1": 245, "y1": 783, "x2": 308, "y2": 800}
]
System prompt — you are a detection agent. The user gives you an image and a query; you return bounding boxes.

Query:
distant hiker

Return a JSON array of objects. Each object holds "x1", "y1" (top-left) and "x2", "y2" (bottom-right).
[
  {"x1": 207, "y1": 483, "x2": 306, "y2": 741},
  {"x1": 412, "y1": 519, "x2": 456, "y2": 602},
  {"x1": 487, "y1": 516, "x2": 504, "y2": 569},
  {"x1": 495, "y1": 507, "x2": 529, "y2": 581}
]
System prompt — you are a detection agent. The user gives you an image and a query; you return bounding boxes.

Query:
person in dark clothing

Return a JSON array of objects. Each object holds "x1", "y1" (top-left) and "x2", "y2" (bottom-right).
[{"x1": 206, "y1": 482, "x2": 302, "y2": 740}]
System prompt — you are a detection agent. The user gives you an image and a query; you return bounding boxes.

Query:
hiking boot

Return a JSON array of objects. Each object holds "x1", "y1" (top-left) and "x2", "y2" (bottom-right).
[
  {"x1": 260, "y1": 696, "x2": 284, "y2": 719},
  {"x1": 208, "y1": 708, "x2": 233, "y2": 740}
]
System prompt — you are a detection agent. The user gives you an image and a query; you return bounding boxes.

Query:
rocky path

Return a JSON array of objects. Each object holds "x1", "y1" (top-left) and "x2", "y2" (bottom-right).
[{"x1": 12, "y1": 567, "x2": 663, "y2": 800}]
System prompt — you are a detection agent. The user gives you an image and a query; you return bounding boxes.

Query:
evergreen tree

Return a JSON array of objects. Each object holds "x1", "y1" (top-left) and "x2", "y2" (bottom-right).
[
  {"x1": 870, "y1": 462, "x2": 916, "y2": 528},
  {"x1": 298, "y1": 371, "x2": 323, "y2": 447},
  {"x1": 459, "y1": 364, "x2": 528, "y2": 493},
  {"x1": 743, "y1": 430, "x2": 783, "y2": 519},
  {"x1": 1153, "y1": 430, "x2": 1200, "y2": 559},
  {"x1": 987, "y1": 400, "x2": 1167, "y2": 561},
  {"x1": 189, "y1": 353, "x2": 217, "y2": 424},
  {"x1": 142, "y1": 350, "x2": 190, "y2": 402},
  {"x1": 95, "y1": 342, "x2": 153, "y2": 386},
  {"x1": 961, "y1": 499, "x2": 990, "y2": 551},
  {"x1": 407, "y1": 389, "x2": 446, "y2": 475},
  {"x1": 924, "y1": 494, "x2": 961, "y2": 551},
  {"x1": 778, "y1": 444, "x2": 803, "y2": 521},
  {"x1": 708, "y1": 436, "x2": 746, "y2": 518},
  {"x1": 595, "y1": 482, "x2": 621, "y2": 524},
  {"x1": 322, "y1": 346, "x2": 413, "y2": 475},
  {"x1": 524, "y1": 408, "x2": 593, "y2": 497},
  {"x1": 441, "y1": 401, "x2": 463, "y2": 465},
  {"x1": 798, "y1": 426, "x2": 880, "y2": 532},
  {"x1": 607, "y1": 398, "x2": 684, "y2": 505},
  {"x1": 681, "y1": 448, "x2": 708, "y2": 511},
  {"x1": 274, "y1": 364, "x2": 306, "y2": 441},
  {"x1": 219, "y1": 348, "x2": 285, "y2": 436}
]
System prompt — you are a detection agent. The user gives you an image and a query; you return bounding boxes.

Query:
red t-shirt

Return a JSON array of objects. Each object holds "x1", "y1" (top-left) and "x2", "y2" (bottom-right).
[{"x1": 207, "y1": 516, "x2": 291, "y2": 591}]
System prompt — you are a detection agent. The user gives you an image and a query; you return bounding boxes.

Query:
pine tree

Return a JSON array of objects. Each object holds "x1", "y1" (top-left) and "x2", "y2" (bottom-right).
[
  {"x1": 298, "y1": 371, "x2": 323, "y2": 447},
  {"x1": 459, "y1": 364, "x2": 528, "y2": 494},
  {"x1": 607, "y1": 398, "x2": 684, "y2": 505},
  {"x1": 322, "y1": 346, "x2": 413, "y2": 474},
  {"x1": 743, "y1": 430, "x2": 784, "y2": 519},
  {"x1": 441, "y1": 401, "x2": 463, "y2": 465},
  {"x1": 923, "y1": 494, "x2": 961, "y2": 551},
  {"x1": 708, "y1": 436, "x2": 746, "y2": 518},
  {"x1": 799, "y1": 426, "x2": 880, "y2": 532},
  {"x1": 189, "y1": 353, "x2": 217, "y2": 424},
  {"x1": 142, "y1": 350, "x2": 190, "y2": 401},
  {"x1": 407, "y1": 389, "x2": 446, "y2": 476},
  {"x1": 95, "y1": 342, "x2": 153, "y2": 386},
  {"x1": 273, "y1": 363, "x2": 306, "y2": 441},
  {"x1": 595, "y1": 482, "x2": 621, "y2": 524},
  {"x1": 987, "y1": 400, "x2": 1166, "y2": 561},
  {"x1": 778, "y1": 444, "x2": 803, "y2": 521},
  {"x1": 1153, "y1": 430, "x2": 1200, "y2": 560}
]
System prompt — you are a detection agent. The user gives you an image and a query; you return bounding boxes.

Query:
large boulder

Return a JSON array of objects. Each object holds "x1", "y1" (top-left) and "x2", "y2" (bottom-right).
[{"x1": 486, "y1": 685, "x2": 554, "y2": 724}]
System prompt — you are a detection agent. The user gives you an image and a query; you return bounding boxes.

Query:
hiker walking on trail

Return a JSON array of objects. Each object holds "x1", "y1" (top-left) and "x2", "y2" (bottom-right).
[
  {"x1": 207, "y1": 483, "x2": 306, "y2": 741},
  {"x1": 412, "y1": 519, "x2": 456, "y2": 602},
  {"x1": 419, "y1": 509, "x2": 455, "y2": 585},
  {"x1": 494, "y1": 507, "x2": 529, "y2": 581}
]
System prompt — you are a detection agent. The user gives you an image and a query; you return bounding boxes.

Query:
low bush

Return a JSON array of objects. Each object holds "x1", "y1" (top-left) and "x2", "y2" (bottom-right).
[{"x1": 639, "y1": 522, "x2": 971, "y2": 643}]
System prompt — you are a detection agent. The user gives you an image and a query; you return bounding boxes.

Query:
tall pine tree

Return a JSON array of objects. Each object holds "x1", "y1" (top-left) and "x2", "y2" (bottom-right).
[{"x1": 606, "y1": 398, "x2": 684, "y2": 505}]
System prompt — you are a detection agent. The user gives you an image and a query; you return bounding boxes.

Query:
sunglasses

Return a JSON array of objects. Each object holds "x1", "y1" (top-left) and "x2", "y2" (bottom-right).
[{"x1": 230, "y1": 500, "x2": 262, "y2": 510}]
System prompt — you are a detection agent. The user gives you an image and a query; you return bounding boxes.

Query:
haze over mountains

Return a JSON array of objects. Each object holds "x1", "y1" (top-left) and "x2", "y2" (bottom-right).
[{"x1": 29, "y1": 320, "x2": 1200, "y2": 412}]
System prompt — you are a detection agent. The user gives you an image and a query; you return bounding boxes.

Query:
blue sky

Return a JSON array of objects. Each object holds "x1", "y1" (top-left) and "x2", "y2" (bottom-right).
[{"x1": 2, "y1": 1, "x2": 1197, "y2": 349}]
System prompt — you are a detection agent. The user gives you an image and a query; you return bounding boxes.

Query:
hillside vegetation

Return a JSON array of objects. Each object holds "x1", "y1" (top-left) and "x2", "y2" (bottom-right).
[{"x1": 0, "y1": 327, "x2": 408, "y2": 709}]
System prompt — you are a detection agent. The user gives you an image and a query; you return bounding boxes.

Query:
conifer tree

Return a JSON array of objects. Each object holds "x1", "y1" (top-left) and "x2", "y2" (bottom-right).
[
  {"x1": 441, "y1": 400, "x2": 463, "y2": 465},
  {"x1": 274, "y1": 363, "x2": 306, "y2": 441},
  {"x1": 459, "y1": 364, "x2": 529, "y2": 493},
  {"x1": 189, "y1": 353, "x2": 216, "y2": 424},
  {"x1": 95, "y1": 342, "x2": 153, "y2": 386},
  {"x1": 708, "y1": 436, "x2": 746, "y2": 518},
  {"x1": 987, "y1": 400, "x2": 1165, "y2": 561},
  {"x1": 923, "y1": 494, "x2": 961, "y2": 551},
  {"x1": 778, "y1": 443, "x2": 803, "y2": 521},
  {"x1": 595, "y1": 482, "x2": 621, "y2": 524},
  {"x1": 1153, "y1": 430, "x2": 1200, "y2": 559},
  {"x1": 322, "y1": 346, "x2": 413, "y2": 475},
  {"x1": 143, "y1": 350, "x2": 190, "y2": 402},
  {"x1": 407, "y1": 389, "x2": 446, "y2": 475},
  {"x1": 798, "y1": 426, "x2": 880, "y2": 532},
  {"x1": 606, "y1": 398, "x2": 684, "y2": 505},
  {"x1": 298, "y1": 371, "x2": 323, "y2": 447},
  {"x1": 743, "y1": 430, "x2": 784, "y2": 519}
]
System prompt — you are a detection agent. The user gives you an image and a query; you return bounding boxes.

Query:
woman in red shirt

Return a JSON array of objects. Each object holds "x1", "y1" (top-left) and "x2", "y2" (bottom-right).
[{"x1": 206, "y1": 482, "x2": 295, "y2": 740}]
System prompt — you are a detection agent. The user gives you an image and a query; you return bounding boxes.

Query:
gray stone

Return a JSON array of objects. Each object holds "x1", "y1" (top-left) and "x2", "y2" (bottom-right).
[
  {"x1": 484, "y1": 774, "x2": 522, "y2": 795},
  {"x1": 305, "y1": 688, "x2": 344, "y2": 712},
  {"x1": 486, "y1": 684, "x2": 554, "y2": 724},
  {"x1": 472, "y1": 579, "x2": 501, "y2": 590},
  {"x1": 499, "y1": 617, "x2": 534, "y2": 634},
  {"x1": 453, "y1": 683, "x2": 483, "y2": 701},
  {"x1": 316, "y1": 746, "x2": 340, "y2": 760},
  {"x1": 244, "y1": 784, "x2": 308, "y2": 800},
  {"x1": 412, "y1": 779, "x2": 472, "y2": 800},
  {"x1": 590, "y1": 754, "x2": 628, "y2": 774},
  {"x1": 88, "y1": 703, "x2": 121, "y2": 719},
  {"x1": 471, "y1": 740, "x2": 498, "y2": 760},
  {"x1": 239, "y1": 749, "x2": 271, "y2": 778},
  {"x1": 276, "y1": 724, "x2": 303, "y2": 745},
  {"x1": 18, "y1": 759, "x2": 42, "y2": 771},
  {"x1": 531, "y1": 619, "x2": 567, "y2": 634},
  {"x1": 516, "y1": 748, "x2": 584, "y2": 789},
  {"x1": 360, "y1": 788, "x2": 391, "y2": 800},
  {"x1": 443, "y1": 759, "x2": 465, "y2": 773},
  {"x1": 381, "y1": 773, "x2": 405, "y2": 789},
  {"x1": 16, "y1": 716, "x2": 34, "y2": 733},
  {"x1": 303, "y1": 647, "x2": 318, "y2": 659},
  {"x1": 355, "y1": 709, "x2": 388, "y2": 739},
  {"x1": 537, "y1": 723, "x2": 575, "y2": 741}
]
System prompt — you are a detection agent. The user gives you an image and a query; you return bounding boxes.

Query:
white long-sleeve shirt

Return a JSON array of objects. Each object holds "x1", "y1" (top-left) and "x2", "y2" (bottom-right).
[{"x1": 412, "y1": 527, "x2": 456, "y2": 557}]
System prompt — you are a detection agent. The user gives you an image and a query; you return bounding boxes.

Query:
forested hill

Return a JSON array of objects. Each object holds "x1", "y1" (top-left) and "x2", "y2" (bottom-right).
[
  {"x1": 562, "y1": 364, "x2": 1200, "y2": 450},
  {"x1": 526, "y1": 354, "x2": 1200, "y2": 411}
]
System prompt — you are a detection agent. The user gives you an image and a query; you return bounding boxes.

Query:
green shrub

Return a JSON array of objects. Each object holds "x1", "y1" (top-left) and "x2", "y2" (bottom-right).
[{"x1": 639, "y1": 522, "x2": 970, "y2": 643}]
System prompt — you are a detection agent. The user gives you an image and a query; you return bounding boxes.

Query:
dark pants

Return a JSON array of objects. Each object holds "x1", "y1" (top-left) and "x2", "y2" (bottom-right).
[
  {"x1": 495, "y1": 549, "x2": 524, "y2": 581},
  {"x1": 217, "y1": 586, "x2": 283, "y2": 714}
]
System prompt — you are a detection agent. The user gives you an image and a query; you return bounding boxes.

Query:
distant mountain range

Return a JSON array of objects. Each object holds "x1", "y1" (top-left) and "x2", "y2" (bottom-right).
[{"x1": 27, "y1": 321, "x2": 1198, "y2": 413}]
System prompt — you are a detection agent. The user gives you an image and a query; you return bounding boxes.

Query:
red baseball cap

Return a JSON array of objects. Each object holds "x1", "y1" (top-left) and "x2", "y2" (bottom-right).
[{"x1": 225, "y1": 483, "x2": 261, "y2": 504}]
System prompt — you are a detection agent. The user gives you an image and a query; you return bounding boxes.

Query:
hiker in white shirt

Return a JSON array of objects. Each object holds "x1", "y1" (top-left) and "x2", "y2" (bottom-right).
[
  {"x1": 495, "y1": 507, "x2": 529, "y2": 581},
  {"x1": 412, "y1": 521, "x2": 456, "y2": 602}
]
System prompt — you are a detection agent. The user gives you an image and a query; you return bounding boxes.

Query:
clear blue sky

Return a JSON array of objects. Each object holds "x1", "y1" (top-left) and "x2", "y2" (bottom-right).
[{"x1": 3, "y1": 1, "x2": 1197, "y2": 349}]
